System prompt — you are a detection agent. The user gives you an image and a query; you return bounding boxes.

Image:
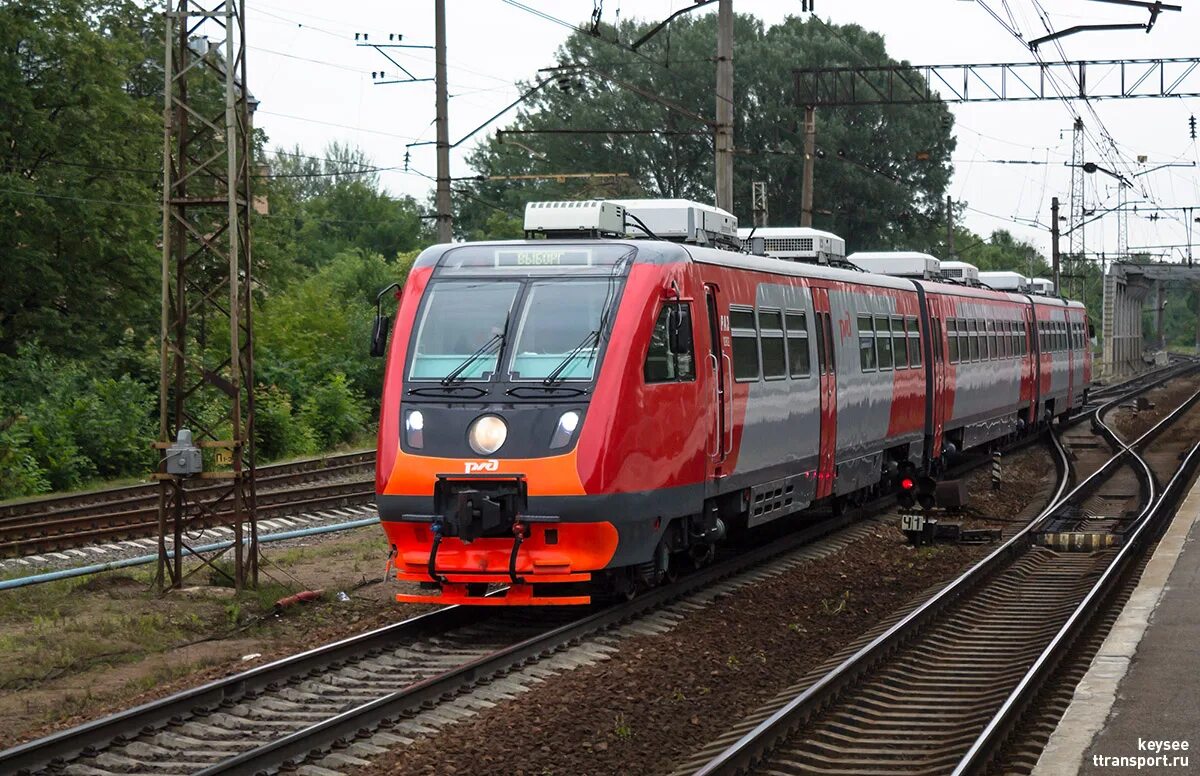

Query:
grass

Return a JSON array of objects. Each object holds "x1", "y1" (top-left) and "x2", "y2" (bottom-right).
[{"x1": 0, "y1": 525, "x2": 388, "y2": 697}]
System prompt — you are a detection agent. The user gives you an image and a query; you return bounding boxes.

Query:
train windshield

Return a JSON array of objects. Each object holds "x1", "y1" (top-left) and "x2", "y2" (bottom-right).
[
  {"x1": 507, "y1": 280, "x2": 610, "y2": 381},
  {"x1": 409, "y1": 281, "x2": 520, "y2": 381}
]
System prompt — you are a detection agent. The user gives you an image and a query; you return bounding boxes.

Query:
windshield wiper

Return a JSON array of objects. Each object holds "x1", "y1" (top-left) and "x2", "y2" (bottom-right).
[
  {"x1": 507, "y1": 385, "x2": 588, "y2": 397},
  {"x1": 542, "y1": 329, "x2": 600, "y2": 386},
  {"x1": 440, "y1": 313, "x2": 511, "y2": 386},
  {"x1": 440, "y1": 333, "x2": 502, "y2": 385},
  {"x1": 409, "y1": 385, "x2": 488, "y2": 398}
]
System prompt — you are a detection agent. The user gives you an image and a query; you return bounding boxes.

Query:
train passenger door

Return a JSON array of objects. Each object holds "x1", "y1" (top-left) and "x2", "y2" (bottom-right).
[
  {"x1": 927, "y1": 299, "x2": 948, "y2": 459},
  {"x1": 1066, "y1": 315, "x2": 1076, "y2": 409},
  {"x1": 812, "y1": 288, "x2": 837, "y2": 499},
  {"x1": 704, "y1": 284, "x2": 729, "y2": 478}
]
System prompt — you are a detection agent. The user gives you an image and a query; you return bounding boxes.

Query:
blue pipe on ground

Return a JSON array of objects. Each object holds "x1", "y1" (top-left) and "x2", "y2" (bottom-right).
[{"x1": 0, "y1": 516, "x2": 381, "y2": 591}]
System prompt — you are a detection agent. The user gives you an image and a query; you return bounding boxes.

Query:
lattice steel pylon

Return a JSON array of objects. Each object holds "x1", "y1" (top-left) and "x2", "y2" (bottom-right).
[
  {"x1": 1068, "y1": 117, "x2": 1085, "y2": 297},
  {"x1": 156, "y1": 0, "x2": 257, "y2": 590},
  {"x1": 751, "y1": 181, "x2": 768, "y2": 227}
]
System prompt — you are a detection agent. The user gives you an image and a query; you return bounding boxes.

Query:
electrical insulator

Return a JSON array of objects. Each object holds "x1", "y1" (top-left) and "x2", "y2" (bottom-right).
[{"x1": 1190, "y1": 115, "x2": 1197, "y2": 140}]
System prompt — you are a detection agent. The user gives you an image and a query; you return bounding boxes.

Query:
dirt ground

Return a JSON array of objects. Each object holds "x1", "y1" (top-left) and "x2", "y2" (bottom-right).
[
  {"x1": 0, "y1": 443, "x2": 1059, "y2": 759},
  {"x1": 1108, "y1": 374, "x2": 1200, "y2": 441},
  {"x1": 356, "y1": 444, "x2": 1059, "y2": 776},
  {"x1": 0, "y1": 523, "x2": 430, "y2": 748}
]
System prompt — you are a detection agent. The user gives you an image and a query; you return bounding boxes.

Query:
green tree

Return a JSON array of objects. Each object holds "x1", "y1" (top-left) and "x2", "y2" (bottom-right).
[
  {"x1": 454, "y1": 14, "x2": 955, "y2": 248},
  {"x1": 0, "y1": 0, "x2": 161, "y2": 358}
]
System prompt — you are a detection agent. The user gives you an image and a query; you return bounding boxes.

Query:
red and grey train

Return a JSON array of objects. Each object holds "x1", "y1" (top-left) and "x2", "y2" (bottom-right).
[{"x1": 371, "y1": 199, "x2": 1091, "y2": 606}]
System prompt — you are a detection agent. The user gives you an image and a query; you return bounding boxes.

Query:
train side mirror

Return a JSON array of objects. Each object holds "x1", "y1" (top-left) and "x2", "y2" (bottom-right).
[
  {"x1": 371, "y1": 282, "x2": 402, "y2": 358},
  {"x1": 669, "y1": 304, "x2": 694, "y2": 355},
  {"x1": 370, "y1": 314, "x2": 391, "y2": 358}
]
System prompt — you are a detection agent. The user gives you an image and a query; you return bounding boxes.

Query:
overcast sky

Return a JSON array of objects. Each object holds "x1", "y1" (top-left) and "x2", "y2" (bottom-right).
[{"x1": 240, "y1": 0, "x2": 1200, "y2": 263}]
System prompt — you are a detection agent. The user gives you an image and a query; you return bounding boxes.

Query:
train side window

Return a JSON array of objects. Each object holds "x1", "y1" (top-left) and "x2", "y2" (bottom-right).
[
  {"x1": 822, "y1": 312, "x2": 836, "y2": 372},
  {"x1": 875, "y1": 315, "x2": 893, "y2": 370},
  {"x1": 643, "y1": 303, "x2": 695, "y2": 383},
  {"x1": 968, "y1": 319, "x2": 980, "y2": 361},
  {"x1": 759, "y1": 309, "x2": 787, "y2": 380},
  {"x1": 785, "y1": 311, "x2": 811, "y2": 378},
  {"x1": 858, "y1": 315, "x2": 877, "y2": 371},
  {"x1": 1000, "y1": 321, "x2": 1011, "y2": 359},
  {"x1": 908, "y1": 316, "x2": 923, "y2": 367},
  {"x1": 988, "y1": 320, "x2": 998, "y2": 360},
  {"x1": 947, "y1": 317, "x2": 959, "y2": 363},
  {"x1": 814, "y1": 312, "x2": 828, "y2": 373},
  {"x1": 730, "y1": 307, "x2": 760, "y2": 381},
  {"x1": 892, "y1": 316, "x2": 908, "y2": 369}
]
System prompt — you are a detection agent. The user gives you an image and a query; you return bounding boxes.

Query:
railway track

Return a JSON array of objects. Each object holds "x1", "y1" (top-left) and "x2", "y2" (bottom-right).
[
  {"x1": 0, "y1": 451, "x2": 375, "y2": 560},
  {"x1": 681, "y1": 372, "x2": 1200, "y2": 776},
  {"x1": 0, "y1": 507, "x2": 886, "y2": 775},
  {"x1": 0, "y1": 363, "x2": 1179, "y2": 565},
  {"x1": 0, "y1": 366, "x2": 1188, "y2": 774}
]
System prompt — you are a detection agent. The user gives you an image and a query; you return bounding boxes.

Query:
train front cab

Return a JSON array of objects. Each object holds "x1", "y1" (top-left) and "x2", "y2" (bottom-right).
[{"x1": 374, "y1": 240, "x2": 723, "y2": 605}]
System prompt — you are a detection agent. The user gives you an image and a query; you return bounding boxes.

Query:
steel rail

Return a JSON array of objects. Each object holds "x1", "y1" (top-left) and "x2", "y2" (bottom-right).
[
  {"x1": 7, "y1": 365, "x2": 1191, "y2": 773},
  {"x1": 0, "y1": 510, "x2": 864, "y2": 775},
  {"x1": 693, "y1": 370, "x2": 1198, "y2": 776},
  {"x1": 951, "y1": 398, "x2": 1200, "y2": 774},
  {"x1": 0, "y1": 449, "x2": 375, "y2": 521},
  {"x1": 0, "y1": 479, "x2": 376, "y2": 558},
  {"x1": 0, "y1": 598, "x2": 495, "y2": 774}
]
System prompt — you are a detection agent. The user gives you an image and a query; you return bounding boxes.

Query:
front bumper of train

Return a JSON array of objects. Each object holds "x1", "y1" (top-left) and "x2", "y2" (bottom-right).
[{"x1": 381, "y1": 519, "x2": 618, "y2": 605}]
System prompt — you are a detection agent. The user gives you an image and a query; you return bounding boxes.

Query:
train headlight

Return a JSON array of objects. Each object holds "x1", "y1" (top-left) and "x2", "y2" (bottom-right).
[
  {"x1": 550, "y1": 410, "x2": 581, "y2": 449},
  {"x1": 468, "y1": 415, "x2": 507, "y2": 455},
  {"x1": 405, "y1": 410, "x2": 424, "y2": 448}
]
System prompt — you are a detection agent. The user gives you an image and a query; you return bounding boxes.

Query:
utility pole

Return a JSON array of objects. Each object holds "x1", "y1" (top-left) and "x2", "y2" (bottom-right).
[
  {"x1": 945, "y1": 195, "x2": 956, "y2": 257},
  {"x1": 1051, "y1": 196, "x2": 1061, "y2": 296},
  {"x1": 800, "y1": 105, "x2": 816, "y2": 227},
  {"x1": 751, "y1": 181, "x2": 768, "y2": 227},
  {"x1": 158, "y1": 0, "x2": 257, "y2": 590},
  {"x1": 434, "y1": 0, "x2": 452, "y2": 242},
  {"x1": 714, "y1": 0, "x2": 734, "y2": 212}
]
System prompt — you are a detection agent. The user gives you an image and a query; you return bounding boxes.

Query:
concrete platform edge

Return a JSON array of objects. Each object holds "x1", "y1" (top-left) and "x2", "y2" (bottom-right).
[{"x1": 1030, "y1": 474, "x2": 1200, "y2": 775}]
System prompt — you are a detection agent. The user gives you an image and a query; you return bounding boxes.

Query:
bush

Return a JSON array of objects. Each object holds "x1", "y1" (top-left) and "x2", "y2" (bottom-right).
[
  {"x1": 0, "y1": 415, "x2": 51, "y2": 498},
  {"x1": 298, "y1": 373, "x2": 368, "y2": 450},
  {"x1": 255, "y1": 384, "x2": 318, "y2": 461},
  {"x1": 70, "y1": 375, "x2": 156, "y2": 478}
]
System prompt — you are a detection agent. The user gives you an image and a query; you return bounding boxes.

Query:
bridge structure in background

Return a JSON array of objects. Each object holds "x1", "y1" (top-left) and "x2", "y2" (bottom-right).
[{"x1": 1103, "y1": 262, "x2": 1200, "y2": 377}]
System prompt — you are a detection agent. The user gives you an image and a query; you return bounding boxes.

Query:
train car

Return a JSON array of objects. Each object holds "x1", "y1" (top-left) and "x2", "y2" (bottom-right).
[
  {"x1": 917, "y1": 282, "x2": 1038, "y2": 462},
  {"x1": 370, "y1": 199, "x2": 1091, "y2": 606}
]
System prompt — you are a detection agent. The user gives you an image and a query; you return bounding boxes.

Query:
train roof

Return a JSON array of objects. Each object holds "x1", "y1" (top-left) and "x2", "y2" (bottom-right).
[
  {"x1": 913, "y1": 278, "x2": 1029, "y2": 305},
  {"x1": 683, "y1": 243, "x2": 917, "y2": 291},
  {"x1": 412, "y1": 239, "x2": 1087, "y2": 310}
]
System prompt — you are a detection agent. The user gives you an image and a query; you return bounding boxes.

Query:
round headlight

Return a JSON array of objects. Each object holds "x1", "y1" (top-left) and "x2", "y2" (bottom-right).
[
  {"x1": 406, "y1": 410, "x2": 424, "y2": 432},
  {"x1": 559, "y1": 410, "x2": 580, "y2": 434},
  {"x1": 469, "y1": 415, "x2": 507, "y2": 455},
  {"x1": 550, "y1": 410, "x2": 581, "y2": 449}
]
